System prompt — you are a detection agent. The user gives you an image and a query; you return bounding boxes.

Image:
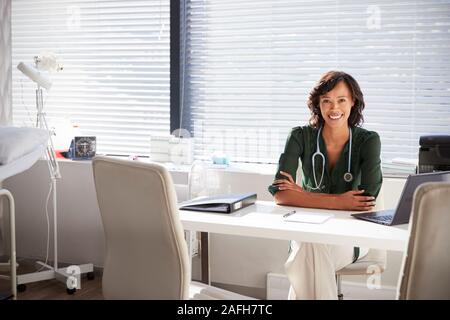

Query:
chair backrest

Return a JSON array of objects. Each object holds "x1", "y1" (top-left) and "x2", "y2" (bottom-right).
[
  {"x1": 397, "y1": 182, "x2": 450, "y2": 299},
  {"x1": 92, "y1": 156, "x2": 190, "y2": 299}
]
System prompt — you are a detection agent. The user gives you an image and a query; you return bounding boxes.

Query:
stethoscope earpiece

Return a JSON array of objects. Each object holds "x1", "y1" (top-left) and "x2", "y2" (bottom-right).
[{"x1": 311, "y1": 126, "x2": 353, "y2": 190}]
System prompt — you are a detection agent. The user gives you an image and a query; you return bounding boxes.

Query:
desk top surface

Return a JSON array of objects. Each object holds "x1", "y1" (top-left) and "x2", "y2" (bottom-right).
[{"x1": 180, "y1": 201, "x2": 409, "y2": 252}]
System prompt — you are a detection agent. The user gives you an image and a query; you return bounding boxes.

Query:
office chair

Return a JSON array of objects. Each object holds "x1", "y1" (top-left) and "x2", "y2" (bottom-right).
[
  {"x1": 397, "y1": 182, "x2": 450, "y2": 299},
  {"x1": 335, "y1": 186, "x2": 386, "y2": 300},
  {"x1": 92, "y1": 156, "x2": 254, "y2": 299}
]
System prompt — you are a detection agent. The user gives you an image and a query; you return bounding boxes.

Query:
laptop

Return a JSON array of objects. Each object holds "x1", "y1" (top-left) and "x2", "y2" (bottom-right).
[{"x1": 351, "y1": 171, "x2": 450, "y2": 226}]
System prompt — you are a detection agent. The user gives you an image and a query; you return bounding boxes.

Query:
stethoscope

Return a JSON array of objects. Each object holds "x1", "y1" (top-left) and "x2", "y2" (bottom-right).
[{"x1": 311, "y1": 126, "x2": 353, "y2": 190}]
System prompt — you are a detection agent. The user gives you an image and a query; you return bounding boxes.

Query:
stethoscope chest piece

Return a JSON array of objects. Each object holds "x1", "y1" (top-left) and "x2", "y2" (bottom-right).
[{"x1": 343, "y1": 172, "x2": 353, "y2": 182}]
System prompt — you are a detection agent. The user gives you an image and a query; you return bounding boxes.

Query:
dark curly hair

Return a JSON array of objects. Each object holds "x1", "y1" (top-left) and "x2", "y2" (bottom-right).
[{"x1": 307, "y1": 71, "x2": 365, "y2": 129}]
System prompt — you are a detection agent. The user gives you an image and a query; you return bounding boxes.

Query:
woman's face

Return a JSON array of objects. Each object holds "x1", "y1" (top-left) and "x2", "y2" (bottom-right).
[{"x1": 319, "y1": 80, "x2": 354, "y2": 129}]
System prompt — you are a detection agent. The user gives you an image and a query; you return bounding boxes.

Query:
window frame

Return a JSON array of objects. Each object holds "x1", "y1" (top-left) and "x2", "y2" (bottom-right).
[{"x1": 170, "y1": 0, "x2": 181, "y2": 134}]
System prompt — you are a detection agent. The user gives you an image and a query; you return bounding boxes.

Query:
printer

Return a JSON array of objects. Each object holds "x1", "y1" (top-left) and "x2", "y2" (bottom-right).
[{"x1": 418, "y1": 135, "x2": 450, "y2": 173}]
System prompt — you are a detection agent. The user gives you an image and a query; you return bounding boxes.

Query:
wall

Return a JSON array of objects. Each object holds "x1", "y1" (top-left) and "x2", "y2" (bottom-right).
[
  {"x1": 3, "y1": 159, "x2": 406, "y2": 298},
  {"x1": 0, "y1": 0, "x2": 12, "y2": 125}
]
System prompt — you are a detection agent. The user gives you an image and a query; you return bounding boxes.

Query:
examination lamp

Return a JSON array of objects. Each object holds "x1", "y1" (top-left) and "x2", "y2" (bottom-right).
[
  {"x1": 15, "y1": 53, "x2": 66, "y2": 288},
  {"x1": 16, "y1": 53, "x2": 93, "y2": 291}
]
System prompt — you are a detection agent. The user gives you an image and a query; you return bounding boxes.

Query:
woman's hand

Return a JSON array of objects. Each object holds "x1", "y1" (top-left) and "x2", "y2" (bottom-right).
[
  {"x1": 272, "y1": 171, "x2": 303, "y2": 192},
  {"x1": 337, "y1": 190, "x2": 376, "y2": 211}
]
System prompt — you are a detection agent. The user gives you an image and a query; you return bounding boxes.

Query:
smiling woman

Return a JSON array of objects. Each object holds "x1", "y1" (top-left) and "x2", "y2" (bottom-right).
[
  {"x1": 268, "y1": 70, "x2": 383, "y2": 300},
  {"x1": 269, "y1": 71, "x2": 382, "y2": 210}
]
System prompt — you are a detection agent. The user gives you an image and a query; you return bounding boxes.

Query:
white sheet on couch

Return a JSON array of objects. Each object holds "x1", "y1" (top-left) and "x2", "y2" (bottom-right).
[{"x1": 0, "y1": 126, "x2": 49, "y2": 165}]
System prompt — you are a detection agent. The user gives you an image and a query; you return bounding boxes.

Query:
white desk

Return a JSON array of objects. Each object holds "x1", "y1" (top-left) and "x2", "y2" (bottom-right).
[{"x1": 180, "y1": 201, "x2": 410, "y2": 284}]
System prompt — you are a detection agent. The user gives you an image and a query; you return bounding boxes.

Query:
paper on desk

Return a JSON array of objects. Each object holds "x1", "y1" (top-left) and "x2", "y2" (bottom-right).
[{"x1": 284, "y1": 212, "x2": 334, "y2": 224}]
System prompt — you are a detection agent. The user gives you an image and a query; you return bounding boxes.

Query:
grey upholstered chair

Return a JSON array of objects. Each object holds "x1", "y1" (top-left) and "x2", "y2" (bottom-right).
[
  {"x1": 397, "y1": 182, "x2": 450, "y2": 300},
  {"x1": 92, "y1": 156, "x2": 254, "y2": 300}
]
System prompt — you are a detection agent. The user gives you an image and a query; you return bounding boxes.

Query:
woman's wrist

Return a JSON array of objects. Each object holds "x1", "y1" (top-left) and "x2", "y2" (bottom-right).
[
  {"x1": 300, "y1": 191, "x2": 341, "y2": 210},
  {"x1": 274, "y1": 189, "x2": 342, "y2": 210},
  {"x1": 323, "y1": 194, "x2": 340, "y2": 210}
]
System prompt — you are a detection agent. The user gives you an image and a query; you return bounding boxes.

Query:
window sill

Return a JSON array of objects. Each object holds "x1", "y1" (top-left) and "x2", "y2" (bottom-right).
[{"x1": 52, "y1": 157, "x2": 407, "y2": 180}]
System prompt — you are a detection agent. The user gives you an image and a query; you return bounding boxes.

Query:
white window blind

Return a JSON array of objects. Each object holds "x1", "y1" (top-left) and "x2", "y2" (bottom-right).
[
  {"x1": 184, "y1": 0, "x2": 450, "y2": 164},
  {"x1": 12, "y1": 0, "x2": 170, "y2": 156}
]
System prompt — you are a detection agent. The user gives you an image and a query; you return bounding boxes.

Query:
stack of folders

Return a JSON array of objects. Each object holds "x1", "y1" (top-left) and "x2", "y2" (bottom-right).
[
  {"x1": 149, "y1": 134, "x2": 193, "y2": 164},
  {"x1": 382, "y1": 157, "x2": 418, "y2": 176},
  {"x1": 179, "y1": 193, "x2": 257, "y2": 214}
]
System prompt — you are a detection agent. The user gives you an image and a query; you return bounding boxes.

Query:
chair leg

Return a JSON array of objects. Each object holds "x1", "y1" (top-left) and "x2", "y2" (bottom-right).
[{"x1": 336, "y1": 274, "x2": 344, "y2": 300}]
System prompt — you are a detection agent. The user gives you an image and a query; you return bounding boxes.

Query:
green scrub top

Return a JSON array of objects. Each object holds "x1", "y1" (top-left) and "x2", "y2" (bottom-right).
[{"x1": 268, "y1": 125, "x2": 383, "y2": 198}]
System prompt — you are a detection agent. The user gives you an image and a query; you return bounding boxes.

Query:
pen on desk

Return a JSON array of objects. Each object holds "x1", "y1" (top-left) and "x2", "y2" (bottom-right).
[{"x1": 283, "y1": 210, "x2": 296, "y2": 218}]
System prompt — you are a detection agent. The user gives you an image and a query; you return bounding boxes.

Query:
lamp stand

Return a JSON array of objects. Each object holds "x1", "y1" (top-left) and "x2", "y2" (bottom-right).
[{"x1": 14, "y1": 86, "x2": 94, "y2": 294}]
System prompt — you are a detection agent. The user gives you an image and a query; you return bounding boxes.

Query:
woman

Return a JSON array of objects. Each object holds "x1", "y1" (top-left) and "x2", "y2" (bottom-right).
[{"x1": 268, "y1": 71, "x2": 382, "y2": 299}]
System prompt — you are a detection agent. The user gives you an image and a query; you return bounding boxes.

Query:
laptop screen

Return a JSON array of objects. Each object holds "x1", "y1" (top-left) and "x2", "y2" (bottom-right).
[{"x1": 393, "y1": 171, "x2": 450, "y2": 224}]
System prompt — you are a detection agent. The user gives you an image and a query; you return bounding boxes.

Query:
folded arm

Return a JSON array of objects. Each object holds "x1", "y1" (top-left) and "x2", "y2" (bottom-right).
[{"x1": 273, "y1": 171, "x2": 375, "y2": 211}]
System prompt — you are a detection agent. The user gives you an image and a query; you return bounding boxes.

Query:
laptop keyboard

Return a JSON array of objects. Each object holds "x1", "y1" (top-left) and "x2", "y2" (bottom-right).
[
  {"x1": 376, "y1": 215, "x2": 393, "y2": 221},
  {"x1": 366, "y1": 215, "x2": 393, "y2": 223},
  {"x1": 352, "y1": 209, "x2": 396, "y2": 225}
]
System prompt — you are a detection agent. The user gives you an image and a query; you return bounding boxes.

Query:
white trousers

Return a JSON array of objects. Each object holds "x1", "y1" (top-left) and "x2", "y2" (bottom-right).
[{"x1": 285, "y1": 241, "x2": 367, "y2": 300}]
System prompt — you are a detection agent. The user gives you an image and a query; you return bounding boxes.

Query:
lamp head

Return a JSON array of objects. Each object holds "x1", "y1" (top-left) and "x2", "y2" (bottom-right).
[
  {"x1": 17, "y1": 52, "x2": 63, "y2": 90},
  {"x1": 17, "y1": 62, "x2": 52, "y2": 90}
]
